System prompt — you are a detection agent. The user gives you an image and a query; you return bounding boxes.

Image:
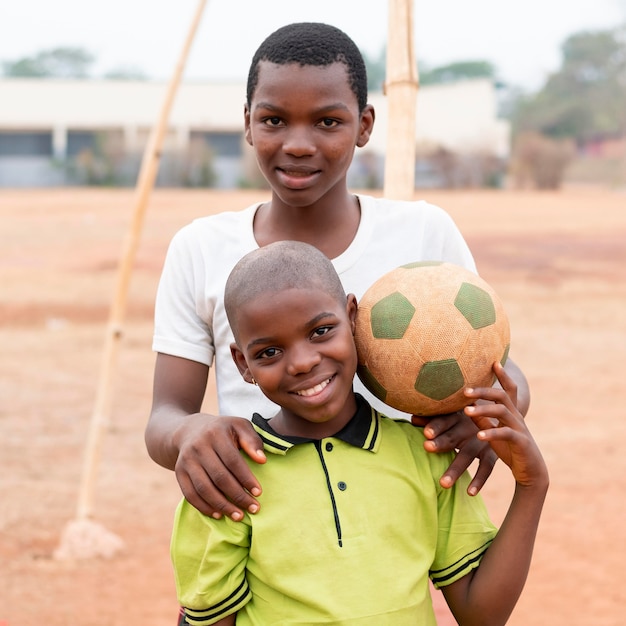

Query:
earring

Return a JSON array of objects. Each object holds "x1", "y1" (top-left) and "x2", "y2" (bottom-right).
[{"x1": 250, "y1": 377, "x2": 258, "y2": 386}]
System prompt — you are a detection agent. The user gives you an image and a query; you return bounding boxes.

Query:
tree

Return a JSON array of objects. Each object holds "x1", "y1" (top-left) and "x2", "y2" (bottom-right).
[
  {"x1": 420, "y1": 60, "x2": 497, "y2": 85},
  {"x1": 2, "y1": 47, "x2": 95, "y2": 78},
  {"x1": 513, "y1": 27, "x2": 626, "y2": 142},
  {"x1": 362, "y1": 47, "x2": 387, "y2": 93},
  {"x1": 362, "y1": 50, "x2": 498, "y2": 93},
  {"x1": 103, "y1": 66, "x2": 148, "y2": 80}
]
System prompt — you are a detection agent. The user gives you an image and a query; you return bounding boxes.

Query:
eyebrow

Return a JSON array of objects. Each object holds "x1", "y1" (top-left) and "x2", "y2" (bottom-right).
[
  {"x1": 245, "y1": 311, "x2": 339, "y2": 352},
  {"x1": 253, "y1": 102, "x2": 350, "y2": 114}
]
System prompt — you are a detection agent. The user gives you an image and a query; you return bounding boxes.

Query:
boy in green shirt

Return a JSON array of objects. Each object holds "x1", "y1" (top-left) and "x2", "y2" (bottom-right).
[{"x1": 171, "y1": 240, "x2": 548, "y2": 625}]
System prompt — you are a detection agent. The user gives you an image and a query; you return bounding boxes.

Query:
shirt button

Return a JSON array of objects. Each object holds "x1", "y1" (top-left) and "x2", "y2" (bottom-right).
[
  {"x1": 325, "y1": 442, "x2": 333, "y2": 452},
  {"x1": 337, "y1": 481, "x2": 347, "y2": 491}
]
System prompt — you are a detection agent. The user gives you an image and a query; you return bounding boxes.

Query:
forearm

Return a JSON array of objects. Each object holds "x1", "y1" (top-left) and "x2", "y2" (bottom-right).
[
  {"x1": 146, "y1": 353, "x2": 210, "y2": 470},
  {"x1": 451, "y1": 481, "x2": 548, "y2": 625},
  {"x1": 145, "y1": 404, "x2": 193, "y2": 470}
]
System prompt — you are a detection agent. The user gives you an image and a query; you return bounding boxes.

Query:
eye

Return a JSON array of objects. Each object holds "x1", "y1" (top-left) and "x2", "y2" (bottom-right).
[
  {"x1": 318, "y1": 118, "x2": 339, "y2": 128},
  {"x1": 312, "y1": 325, "x2": 333, "y2": 339},
  {"x1": 263, "y1": 116, "x2": 283, "y2": 127},
  {"x1": 257, "y1": 346, "x2": 281, "y2": 359}
]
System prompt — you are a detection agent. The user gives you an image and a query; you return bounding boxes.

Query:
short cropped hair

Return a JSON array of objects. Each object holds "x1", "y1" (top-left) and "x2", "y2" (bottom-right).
[
  {"x1": 246, "y1": 22, "x2": 368, "y2": 112},
  {"x1": 225, "y1": 241, "x2": 347, "y2": 341}
]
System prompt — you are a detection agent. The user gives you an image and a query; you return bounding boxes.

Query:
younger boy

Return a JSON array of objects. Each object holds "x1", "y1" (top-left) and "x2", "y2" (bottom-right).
[{"x1": 170, "y1": 241, "x2": 549, "y2": 626}]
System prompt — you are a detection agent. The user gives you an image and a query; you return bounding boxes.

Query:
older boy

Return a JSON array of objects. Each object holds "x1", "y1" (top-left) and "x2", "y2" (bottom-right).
[
  {"x1": 171, "y1": 241, "x2": 548, "y2": 626},
  {"x1": 147, "y1": 22, "x2": 530, "y2": 522}
]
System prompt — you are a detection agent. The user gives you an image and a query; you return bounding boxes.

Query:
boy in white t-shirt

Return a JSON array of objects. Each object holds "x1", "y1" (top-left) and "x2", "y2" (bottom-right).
[{"x1": 146, "y1": 22, "x2": 531, "y2": 524}]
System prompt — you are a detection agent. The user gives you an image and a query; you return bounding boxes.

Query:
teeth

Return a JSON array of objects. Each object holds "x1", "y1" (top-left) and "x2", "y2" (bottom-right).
[
  {"x1": 296, "y1": 378, "x2": 331, "y2": 397},
  {"x1": 283, "y1": 169, "x2": 313, "y2": 177}
]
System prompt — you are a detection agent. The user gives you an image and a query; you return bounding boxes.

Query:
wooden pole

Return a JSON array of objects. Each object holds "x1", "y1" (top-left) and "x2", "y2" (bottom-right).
[
  {"x1": 383, "y1": 0, "x2": 419, "y2": 199},
  {"x1": 75, "y1": 0, "x2": 208, "y2": 521}
]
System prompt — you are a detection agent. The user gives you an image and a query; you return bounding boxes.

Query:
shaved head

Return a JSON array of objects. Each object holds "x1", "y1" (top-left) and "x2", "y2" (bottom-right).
[{"x1": 225, "y1": 241, "x2": 346, "y2": 341}]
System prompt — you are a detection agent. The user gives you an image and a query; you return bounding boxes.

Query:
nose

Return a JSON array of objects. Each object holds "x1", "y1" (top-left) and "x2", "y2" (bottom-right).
[
  {"x1": 285, "y1": 341, "x2": 321, "y2": 376},
  {"x1": 282, "y1": 125, "x2": 316, "y2": 157}
]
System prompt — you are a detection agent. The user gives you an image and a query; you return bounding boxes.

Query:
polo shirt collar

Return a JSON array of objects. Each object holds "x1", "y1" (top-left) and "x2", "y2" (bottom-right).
[{"x1": 251, "y1": 394, "x2": 382, "y2": 456}]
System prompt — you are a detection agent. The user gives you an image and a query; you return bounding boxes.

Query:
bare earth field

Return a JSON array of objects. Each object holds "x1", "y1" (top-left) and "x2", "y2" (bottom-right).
[{"x1": 1, "y1": 187, "x2": 625, "y2": 625}]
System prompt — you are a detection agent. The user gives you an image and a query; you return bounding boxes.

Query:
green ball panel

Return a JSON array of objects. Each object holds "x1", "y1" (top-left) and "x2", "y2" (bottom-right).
[
  {"x1": 454, "y1": 283, "x2": 496, "y2": 329},
  {"x1": 370, "y1": 292, "x2": 415, "y2": 339},
  {"x1": 414, "y1": 359, "x2": 465, "y2": 400},
  {"x1": 356, "y1": 364, "x2": 388, "y2": 402},
  {"x1": 400, "y1": 260, "x2": 443, "y2": 269},
  {"x1": 500, "y1": 344, "x2": 510, "y2": 366}
]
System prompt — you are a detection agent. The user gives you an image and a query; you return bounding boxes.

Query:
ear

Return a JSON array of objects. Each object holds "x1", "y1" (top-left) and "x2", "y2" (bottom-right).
[
  {"x1": 356, "y1": 104, "x2": 375, "y2": 148},
  {"x1": 346, "y1": 293, "x2": 358, "y2": 335},
  {"x1": 244, "y1": 103, "x2": 253, "y2": 146},
  {"x1": 230, "y1": 342, "x2": 253, "y2": 382}
]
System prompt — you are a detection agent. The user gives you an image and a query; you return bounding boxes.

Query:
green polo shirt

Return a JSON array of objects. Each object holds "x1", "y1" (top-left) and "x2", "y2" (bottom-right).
[{"x1": 171, "y1": 395, "x2": 497, "y2": 625}]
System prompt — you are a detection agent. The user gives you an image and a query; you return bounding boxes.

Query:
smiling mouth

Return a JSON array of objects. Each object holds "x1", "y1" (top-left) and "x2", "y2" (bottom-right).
[
  {"x1": 295, "y1": 376, "x2": 333, "y2": 397},
  {"x1": 279, "y1": 167, "x2": 319, "y2": 177}
]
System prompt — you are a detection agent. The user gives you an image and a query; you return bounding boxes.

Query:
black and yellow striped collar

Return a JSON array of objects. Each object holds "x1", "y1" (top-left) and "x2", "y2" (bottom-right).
[{"x1": 251, "y1": 394, "x2": 382, "y2": 456}]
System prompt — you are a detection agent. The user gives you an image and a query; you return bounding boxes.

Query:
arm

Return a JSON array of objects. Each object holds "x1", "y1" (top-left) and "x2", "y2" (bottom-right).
[
  {"x1": 145, "y1": 353, "x2": 266, "y2": 520},
  {"x1": 441, "y1": 362, "x2": 549, "y2": 626},
  {"x1": 412, "y1": 356, "x2": 530, "y2": 494}
]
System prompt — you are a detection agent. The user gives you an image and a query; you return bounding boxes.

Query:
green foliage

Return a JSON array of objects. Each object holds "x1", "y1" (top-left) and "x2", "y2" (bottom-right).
[
  {"x1": 513, "y1": 27, "x2": 626, "y2": 142},
  {"x1": 2, "y1": 47, "x2": 95, "y2": 78},
  {"x1": 420, "y1": 60, "x2": 496, "y2": 85},
  {"x1": 103, "y1": 66, "x2": 148, "y2": 80},
  {"x1": 362, "y1": 48, "x2": 497, "y2": 92},
  {"x1": 362, "y1": 47, "x2": 387, "y2": 93}
]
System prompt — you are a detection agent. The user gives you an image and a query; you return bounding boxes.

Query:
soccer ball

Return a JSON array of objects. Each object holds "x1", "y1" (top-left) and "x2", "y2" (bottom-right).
[{"x1": 354, "y1": 261, "x2": 510, "y2": 416}]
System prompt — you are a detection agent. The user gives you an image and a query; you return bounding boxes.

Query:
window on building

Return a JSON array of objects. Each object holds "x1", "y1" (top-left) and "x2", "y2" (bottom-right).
[
  {"x1": 0, "y1": 131, "x2": 53, "y2": 156},
  {"x1": 67, "y1": 131, "x2": 97, "y2": 158},
  {"x1": 190, "y1": 131, "x2": 242, "y2": 157},
  {"x1": 67, "y1": 129, "x2": 124, "y2": 158}
]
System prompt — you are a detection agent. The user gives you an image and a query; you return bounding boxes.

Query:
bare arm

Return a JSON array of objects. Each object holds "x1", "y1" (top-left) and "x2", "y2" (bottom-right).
[
  {"x1": 441, "y1": 362, "x2": 549, "y2": 626},
  {"x1": 145, "y1": 353, "x2": 266, "y2": 520},
  {"x1": 412, "y1": 356, "x2": 530, "y2": 494}
]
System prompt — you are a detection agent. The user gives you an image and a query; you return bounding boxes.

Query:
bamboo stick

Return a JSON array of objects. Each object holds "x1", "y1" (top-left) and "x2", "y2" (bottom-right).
[
  {"x1": 68, "y1": 0, "x2": 208, "y2": 539},
  {"x1": 383, "y1": 0, "x2": 419, "y2": 199}
]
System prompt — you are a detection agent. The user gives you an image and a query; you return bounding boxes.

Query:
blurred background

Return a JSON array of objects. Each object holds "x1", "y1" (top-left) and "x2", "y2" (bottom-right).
[
  {"x1": 1, "y1": 2, "x2": 625, "y2": 625},
  {"x1": 1, "y1": 0, "x2": 625, "y2": 191}
]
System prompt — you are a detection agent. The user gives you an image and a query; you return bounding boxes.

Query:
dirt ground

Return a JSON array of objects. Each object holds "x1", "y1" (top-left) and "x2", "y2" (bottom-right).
[{"x1": 1, "y1": 187, "x2": 625, "y2": 625}]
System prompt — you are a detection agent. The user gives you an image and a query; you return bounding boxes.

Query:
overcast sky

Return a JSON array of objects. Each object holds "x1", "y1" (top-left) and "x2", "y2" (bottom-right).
[{"x1": 1, "y1": 0, "x2": 625, "y2": 91}]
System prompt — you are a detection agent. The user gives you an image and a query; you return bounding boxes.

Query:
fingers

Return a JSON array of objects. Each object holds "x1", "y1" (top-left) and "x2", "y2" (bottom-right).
[
  {"x1": 466, "y1": 448, "x2": 498, "y2": 495},
  {"x1": 421, "y1": 411, "x2": 476, "y2": 453},
  {"x1": 464, "y1": 392, "x2": 523, "y2": 433},
  {"x1": 438, "y1": 436, "x2": 497, "y2": 495},
  {"x1": 410, "y1": 414, "x2": 431, "y2": 427},
  {"x1": 175, "y1": 417, "x2": 265, "y2": 521}
]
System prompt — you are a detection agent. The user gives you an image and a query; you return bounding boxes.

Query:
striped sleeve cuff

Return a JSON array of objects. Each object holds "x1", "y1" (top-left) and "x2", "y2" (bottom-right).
[
  {"x1": 430, "y1": 539, "x2": 494, "y2": 589},
  {"x1": 182, "y1": 580, "x2": 252, "y2": 625}
]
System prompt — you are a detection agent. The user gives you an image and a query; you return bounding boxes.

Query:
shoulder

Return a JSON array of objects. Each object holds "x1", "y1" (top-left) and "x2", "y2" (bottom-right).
[
  {"x1": 164, "y1": 203, "x2": 259, "y2": 268},
  {"x1": 358, "y1": 194, "x2": 454, "y2": 225},
  {"x1": 172, "y1": 203, "x2": 258, "y2": 244},
  {"x1": 378, "y1": 413, "x2": 428, "y2": 444},
  {"x1": 377, "y1": 414, "x2": 456, "y2": 477}
]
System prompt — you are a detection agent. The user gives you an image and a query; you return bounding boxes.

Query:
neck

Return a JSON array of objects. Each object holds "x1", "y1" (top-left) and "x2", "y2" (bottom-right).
[{"x1": 255, "y1": 192, "x2": 361, "y2": 260}]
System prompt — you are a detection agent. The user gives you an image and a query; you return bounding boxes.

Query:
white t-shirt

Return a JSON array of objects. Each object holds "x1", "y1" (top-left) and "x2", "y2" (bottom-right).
[{"x1": 153, "y1": 194, "x2": 476, "y2": 419}]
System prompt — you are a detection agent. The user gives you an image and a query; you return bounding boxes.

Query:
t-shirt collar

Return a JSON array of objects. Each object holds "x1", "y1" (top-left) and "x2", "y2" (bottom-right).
[{"x1": 251, "y1": 394, "x2": 382, "y2": 456}]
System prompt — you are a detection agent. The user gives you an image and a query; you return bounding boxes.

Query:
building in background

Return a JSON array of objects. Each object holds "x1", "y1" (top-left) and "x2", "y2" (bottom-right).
[{"x1": 0, "y1": 77, "x2": 509, "y2": 189}]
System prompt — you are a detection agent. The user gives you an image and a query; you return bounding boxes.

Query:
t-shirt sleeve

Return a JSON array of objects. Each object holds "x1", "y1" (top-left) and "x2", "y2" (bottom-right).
[
  {"x1": 422, "y1": 201, "x2": 477, "y2": 274},
  {"x1": 171, "y1": 499, "x2": 252, "y2": 625},
  {"x1": 418, "y1": 445, "x2": 498, "y2": 588},
  {"x1": 152, "y1": 225, "x2": 215, "y2": 366}
]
